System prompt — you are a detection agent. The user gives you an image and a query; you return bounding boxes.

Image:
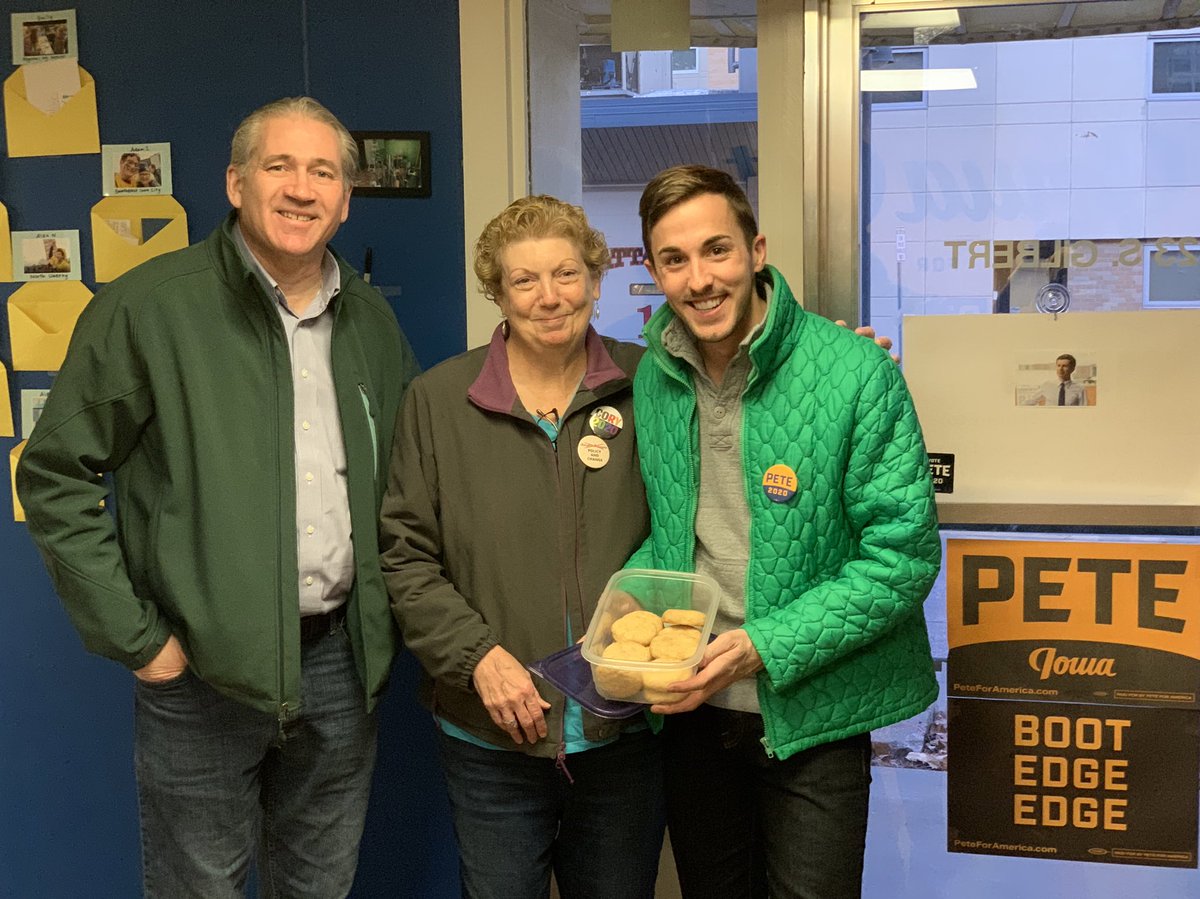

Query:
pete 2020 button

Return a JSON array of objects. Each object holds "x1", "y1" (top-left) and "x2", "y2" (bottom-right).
[
  {"x1": 762, "y1": 463, "x2": 798, "y2": 503},
  {"x1": 577, "y1": 435, "x2": 611, "y2": 469}
]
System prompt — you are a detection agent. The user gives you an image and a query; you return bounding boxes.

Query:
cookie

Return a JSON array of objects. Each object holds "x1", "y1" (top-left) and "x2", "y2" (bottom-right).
[
  {"x1": 649, "y1": 626, "x2": 701, "y2": 661},
  {"x1": 641, "y1": 667, "x2": 690, "y2": 704},
  {"x1": 610, "y1": 610, "x2": 663, "y2": 646},
  {"x1": 593, "y1": 641, "x2": 650, "y2": 699},
  {"x1": 602, "y1": 640, "x2": 652, "y2": 662},
  {"x1": 662, "y1": 608, "x2": 706, "y2": 629},
  {"x1": 593, "y1": 665, "x2": 642, "y2": 699}
]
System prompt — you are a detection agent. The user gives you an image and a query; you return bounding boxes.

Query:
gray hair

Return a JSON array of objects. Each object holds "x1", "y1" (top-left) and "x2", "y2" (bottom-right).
[{"x1": 229, "y1": 97, "x2": 359, "y2": 185}]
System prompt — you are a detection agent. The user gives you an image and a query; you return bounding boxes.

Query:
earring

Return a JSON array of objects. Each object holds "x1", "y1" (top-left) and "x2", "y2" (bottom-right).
[{"x1": 501, "y1": 319, "x2": 510, "y2": 338}]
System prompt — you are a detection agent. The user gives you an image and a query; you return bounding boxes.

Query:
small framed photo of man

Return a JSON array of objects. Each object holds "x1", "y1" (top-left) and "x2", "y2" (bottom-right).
[
  {"x1": 11, "y1": 9, "x2": 77, "y2": 65},
  {"x1": 1014, "y1": 351, "x2": 1098, "y2": 408},
  {"x1": 350, "y1": 131, "x2": 431, "y2": 198},
  {"x1": 102, "y1": 143, "x2": 173, "y2": 196},
  {"x1": 12, "y1": 229, "x2": 82, "y2": 281}
]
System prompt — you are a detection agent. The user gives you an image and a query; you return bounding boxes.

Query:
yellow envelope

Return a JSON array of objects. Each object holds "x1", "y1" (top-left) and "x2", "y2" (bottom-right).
[
  {"x1": 7, "y1": 281, "x2": 94, "y2": 371},
  {"x1": 4, "y1": 65, "x2": 100, "y2": 158},
  {"x1": 91, "y1": 196, "x2": 189, "y2": 282},
  {"x1": 10, "y1": 440, "x2": 26, "y2": 522},
  {"x1": 0, "y1": 202, "x2": 11, "y2": 281},
  {"x1": 0, "y1": 359, "x2": 13, "y2": 437}
]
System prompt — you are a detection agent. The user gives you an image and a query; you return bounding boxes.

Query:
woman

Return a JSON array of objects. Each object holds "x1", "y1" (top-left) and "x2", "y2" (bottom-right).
[{"x1": 380, "y1": 196, "x2": 661, "y2": 899}]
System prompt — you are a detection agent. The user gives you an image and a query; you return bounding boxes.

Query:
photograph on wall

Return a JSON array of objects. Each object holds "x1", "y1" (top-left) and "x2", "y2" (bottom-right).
[
  {"x1": 20, "y1": 388, "x2": 51, "y2": 439},
  {"x1": 350, "y1": 131, "x2": 430, "y2": 198},
  {"x1": 1015, "y1": 350, "x2": 1098, "y2": 407},
  {"x1": 102, "y1": 143, "x2": 172, "y2": 196},
  {"x1": 11, "y1": 229, "x2": 81, "y2": 281},
  {"x1": 10, "y1": 9, "x2": 77, "y2": 65}
]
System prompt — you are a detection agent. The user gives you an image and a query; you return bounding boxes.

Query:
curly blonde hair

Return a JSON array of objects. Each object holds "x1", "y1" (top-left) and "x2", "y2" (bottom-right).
[{"x1": 473, "y1": 195, "x2": 609, "y2": 302}]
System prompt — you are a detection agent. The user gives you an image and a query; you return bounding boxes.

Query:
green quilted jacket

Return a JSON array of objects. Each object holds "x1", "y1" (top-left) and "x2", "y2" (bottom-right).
[{"x1": 629, "y1": 265, "x2": 940, "y2": 760}]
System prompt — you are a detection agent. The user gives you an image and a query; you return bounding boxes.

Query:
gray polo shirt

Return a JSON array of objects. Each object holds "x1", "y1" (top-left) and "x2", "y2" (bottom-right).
[
  {"x1": 661, "y1": 313, "x2": 767, "y2": 713},
  {"x1": 233, "y1": 225, "x2": 353, "y2": 616}
]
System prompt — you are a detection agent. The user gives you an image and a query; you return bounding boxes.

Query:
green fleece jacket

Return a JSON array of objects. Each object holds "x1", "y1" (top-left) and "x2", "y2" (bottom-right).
[
  {"x1": 16, "y1": 214, "x2": 419, "y2": 717},
  {"x1": 630, "y1": 266, "x2": 940, "y2": 759}
]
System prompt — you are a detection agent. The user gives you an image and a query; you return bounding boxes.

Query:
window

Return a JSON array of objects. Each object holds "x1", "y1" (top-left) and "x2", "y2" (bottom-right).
[
  {"x1": 1149, "y1": 37, "x2": 1200, "y2": 96},
  {"x1": 670, "y1": 49, "x2": 698, "y2": 73},
  {"x1": 1144, "y1": 242, "x2": 1200, "y2": 307},
  {"x1": 580, "y1": 45, "x2": 626, "y2": 92}
]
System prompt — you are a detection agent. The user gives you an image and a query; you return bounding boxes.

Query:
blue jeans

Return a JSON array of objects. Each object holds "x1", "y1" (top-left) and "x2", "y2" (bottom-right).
[
  {"x1": 663, "y1": 705, "x2": 872, "y2": 899},
  {"x1": 437, "y1": 727, "x2": 664, "y2": 899},
  {"x1": 134, "y1": 625, "x2": 377, "y2": 899}
]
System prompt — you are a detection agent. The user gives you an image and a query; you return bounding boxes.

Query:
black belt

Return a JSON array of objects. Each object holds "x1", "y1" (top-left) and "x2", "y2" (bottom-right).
[{"x1": 299, "y1": 607, "x2": 346, "y2": 643}]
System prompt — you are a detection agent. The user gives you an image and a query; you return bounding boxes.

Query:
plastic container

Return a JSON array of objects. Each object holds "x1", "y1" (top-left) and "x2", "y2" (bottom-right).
[{"x1": 580, "y1": 569, "x2": 720, "y2": 705}]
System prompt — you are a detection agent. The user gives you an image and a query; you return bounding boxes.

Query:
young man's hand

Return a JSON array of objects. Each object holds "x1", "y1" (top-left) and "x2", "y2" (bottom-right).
[{"x1": 649, "y1": 629, "x2": 764, "y2": 714}]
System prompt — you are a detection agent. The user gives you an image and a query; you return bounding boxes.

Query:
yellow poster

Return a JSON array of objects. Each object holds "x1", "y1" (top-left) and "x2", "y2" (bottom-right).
[
  {"x1": 7, "y1": 281, "x2": 93, "y2": 371},
  {"x1": 0, "y1": 202, "x2": 12, "y2": 281},
  {"x1": 90, "y1": 196, "x2": 188, "y2": 282},
  {"x1": 0, "y1": 359, "x2": 13, "y2": 437},
  {"x1": 3, "y1": 65, "x2": 100, "y2": 157},
  {"x1": 9, "y1": 439, "x2": 26, "y2": 522}
]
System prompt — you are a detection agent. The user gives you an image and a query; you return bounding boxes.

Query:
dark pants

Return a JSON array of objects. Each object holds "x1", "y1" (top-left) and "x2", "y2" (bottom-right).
[
  {"x1": 134, "y1": 626, "x2": 377, "y2": 899},
  {"x1": 437, "y1": 727, "x2": 665, "y2": 899},
  {"x1": 663, "y1": 705, "x2": 871, "y2": 899}
]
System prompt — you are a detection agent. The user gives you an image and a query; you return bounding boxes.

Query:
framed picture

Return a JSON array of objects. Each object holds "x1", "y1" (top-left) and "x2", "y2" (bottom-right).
[
  {"x1": 12, "y1": 229, "x2": 81, "y2": 281},
  {"x1": 351, "y1": 131, "x2": 430, "y2": 198},
  {"x1": 11, "y1": 9, "x2": 77, "y2": 65},
  {"x1": 102, "y1": 143, "x2": 173, "y2": 196}
]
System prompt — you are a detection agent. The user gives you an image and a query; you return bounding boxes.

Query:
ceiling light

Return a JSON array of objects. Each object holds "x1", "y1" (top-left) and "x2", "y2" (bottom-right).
[{"x1": 860, "y1": 68, "x2": 978, "y2": 92}]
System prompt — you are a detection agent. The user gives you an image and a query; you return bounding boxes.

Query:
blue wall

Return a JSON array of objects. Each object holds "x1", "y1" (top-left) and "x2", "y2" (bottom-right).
[{"x1": 0, "y1": 2, "x2": 464, "y2": 896}]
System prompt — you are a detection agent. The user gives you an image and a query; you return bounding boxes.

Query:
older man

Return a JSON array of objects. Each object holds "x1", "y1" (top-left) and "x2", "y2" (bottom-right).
[{"x1": 17, "y1": 97, "x2": 419, "y2": 898}]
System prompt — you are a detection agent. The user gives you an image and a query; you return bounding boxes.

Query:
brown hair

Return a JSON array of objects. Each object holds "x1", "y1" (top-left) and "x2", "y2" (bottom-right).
[
  {"x1": 229, "y1": 97, "x2": 358, "y2": 185},
  {"x1": 639, "y1": 164, "x2": 758, "y2": 260},
  {"x1": 473, "y1": 195, "x2": 609, "y2": 302}
]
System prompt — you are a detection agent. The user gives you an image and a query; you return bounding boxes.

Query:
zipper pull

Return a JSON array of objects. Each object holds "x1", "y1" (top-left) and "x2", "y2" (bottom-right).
[
  {"x1": 759, "y1": 734, "x2": 775, "y2": 759},
  {"x1": 555, "y1": 743, "x2": 575, "y2": 784}
]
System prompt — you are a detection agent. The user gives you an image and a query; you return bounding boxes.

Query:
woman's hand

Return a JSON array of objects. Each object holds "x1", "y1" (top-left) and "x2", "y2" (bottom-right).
[{"x1": 472, "y1": 645, "x2": 551, "y2": 745}]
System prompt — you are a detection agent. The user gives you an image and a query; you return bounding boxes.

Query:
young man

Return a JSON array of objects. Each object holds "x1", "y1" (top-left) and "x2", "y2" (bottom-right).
[
  {"x1": 628, "y1": 164, "x2": 941, "y2": 899},
  {"x1": 17, "y1": 97, "x2": 419, "y2": 897}
]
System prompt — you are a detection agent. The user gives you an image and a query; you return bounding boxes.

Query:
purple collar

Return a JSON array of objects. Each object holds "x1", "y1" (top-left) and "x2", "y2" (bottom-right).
[{"x1": 467, "y1": 324, "x2": 628, "y2": 415}]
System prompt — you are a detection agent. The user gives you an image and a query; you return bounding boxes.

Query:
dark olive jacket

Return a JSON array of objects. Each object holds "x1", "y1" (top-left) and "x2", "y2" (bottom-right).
[
  {"x1": 381, "y1": 326, "x2": 649, "y2": 756},
  {"x1": 17, "y1": 215, "x2": 419, "y2": 717}
]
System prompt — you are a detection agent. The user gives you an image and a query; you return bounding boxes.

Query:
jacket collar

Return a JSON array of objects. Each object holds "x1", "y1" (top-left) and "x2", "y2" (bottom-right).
[
  {"x1": 642, "y1": 264, "x2": 805, "y2": 389},
  {"x1": 209, "y1": 211, "x2": 360, "y2": 312},
  {"x1": 467, "y1": 323, "x2": 629, "y2": 416}
]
